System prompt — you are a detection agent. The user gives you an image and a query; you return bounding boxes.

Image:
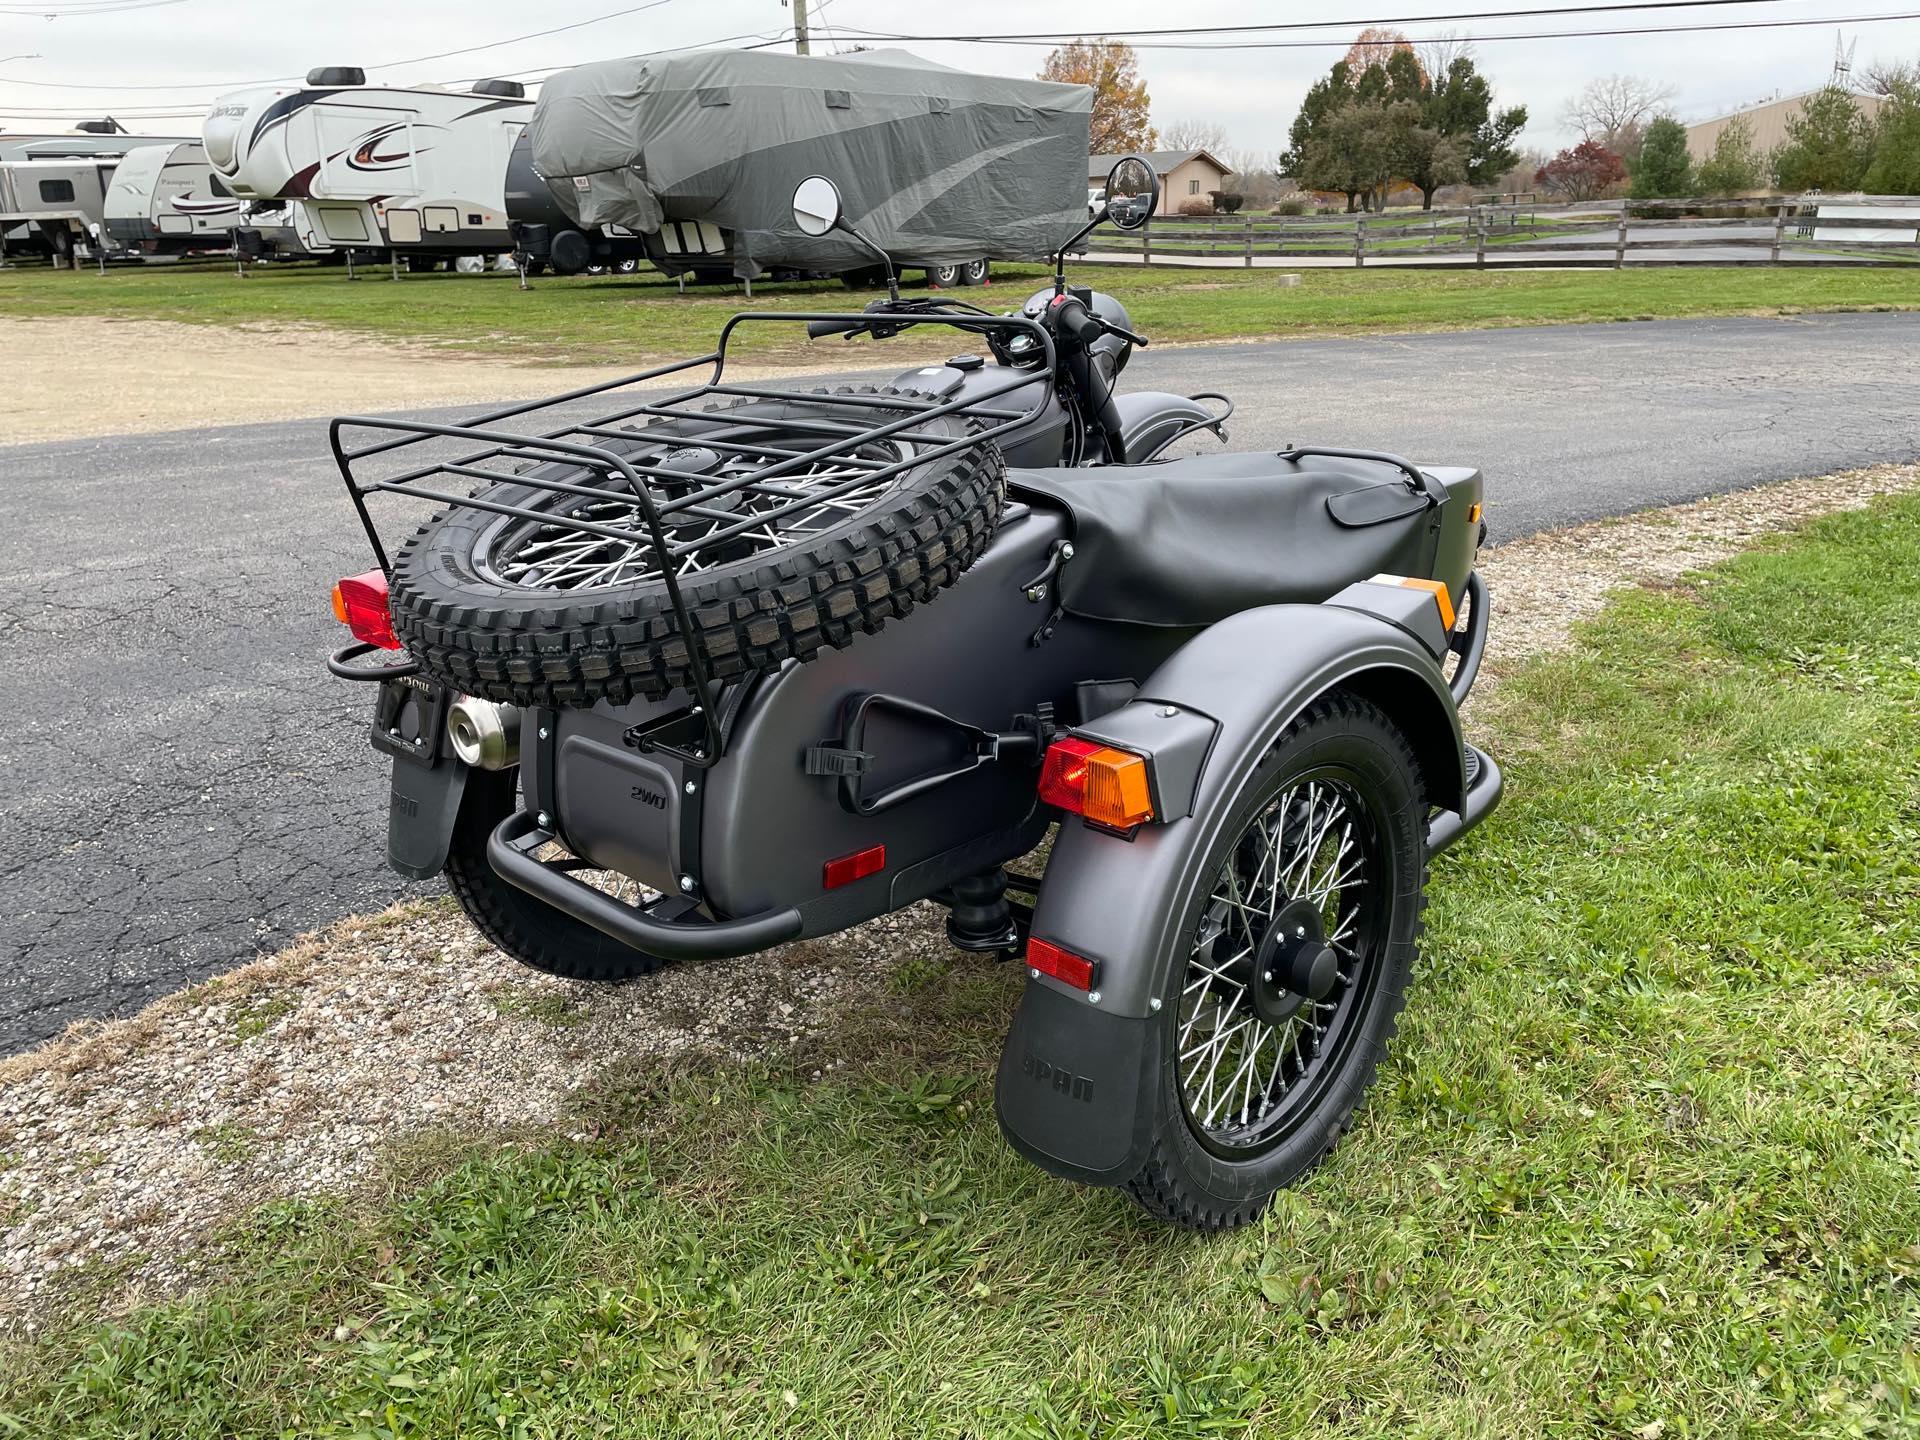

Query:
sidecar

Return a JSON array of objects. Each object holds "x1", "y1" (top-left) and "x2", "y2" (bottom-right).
[{"x1": 326, "y1": 314, "x2": 1499, "y2": 1230}]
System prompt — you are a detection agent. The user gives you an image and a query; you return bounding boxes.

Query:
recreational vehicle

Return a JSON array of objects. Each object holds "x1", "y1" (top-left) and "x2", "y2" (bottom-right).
[
  {"x1": 502, "y1": 128, "x2": 646, "y2": 276},
  {"x1": 0, "y1": 156, "x2": 117, "y2": 260},
  {"x1": 203, "y1": 66, "x2": 531, "y2": 261},
  {"x1": 528, "y1": 49, "x2": 1090, "y2": 287},
  {"x1": 103, "y1": 141, "x2": 245, "y2": 255}
]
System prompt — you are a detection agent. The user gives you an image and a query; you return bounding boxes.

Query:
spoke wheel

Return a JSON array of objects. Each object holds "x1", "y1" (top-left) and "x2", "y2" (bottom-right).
[
  {"x1": 1177, "y1": 772, "x2": 1384, "y2": 1158},
  {"x1": 1126, "y1": 693, "x2": 1427, "y2": 1231},
  {"x1": 479, "y1": 434, "x2": 913, "y2": 595}
]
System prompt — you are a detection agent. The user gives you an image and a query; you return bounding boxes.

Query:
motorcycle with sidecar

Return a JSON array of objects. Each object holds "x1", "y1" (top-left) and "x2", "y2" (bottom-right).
[{"x1": 323, "y1": 156, "x2": 1501, "y2": 1229}]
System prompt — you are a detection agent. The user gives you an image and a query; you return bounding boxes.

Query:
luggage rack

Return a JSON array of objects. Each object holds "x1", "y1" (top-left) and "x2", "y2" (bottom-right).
[{"x1": 330, "y1": 310, "x2": 1057, "y2": 767}]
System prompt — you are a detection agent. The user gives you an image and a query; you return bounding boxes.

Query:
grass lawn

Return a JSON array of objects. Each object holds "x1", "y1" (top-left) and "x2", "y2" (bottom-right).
[
  {"x1": 4, "y1": 495, "x2": 1918, "y2": 1436},
  {"x1": 4, "y1": 258, "x2": 1920, "y2": 367}
]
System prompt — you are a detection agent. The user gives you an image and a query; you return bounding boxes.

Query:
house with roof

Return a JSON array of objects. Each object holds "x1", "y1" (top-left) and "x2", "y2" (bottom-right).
[{"x1": 1089, "y1": 147, "x2": 1232, "y2": 214}]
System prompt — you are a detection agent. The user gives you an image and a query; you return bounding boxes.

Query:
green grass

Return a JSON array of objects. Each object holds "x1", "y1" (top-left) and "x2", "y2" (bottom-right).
[
  {"x1": 4, "y1": 497, "x2": 1919, "y2": 1437},
  {"x1": 6, "y1": 258, "x2": 1920, "y2": 367}
]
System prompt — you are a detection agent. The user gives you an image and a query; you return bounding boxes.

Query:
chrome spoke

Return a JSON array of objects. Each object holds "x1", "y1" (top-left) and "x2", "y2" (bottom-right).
[{"x1": 1175, "y1": 772, "x2": 1379, "y2": 1153}]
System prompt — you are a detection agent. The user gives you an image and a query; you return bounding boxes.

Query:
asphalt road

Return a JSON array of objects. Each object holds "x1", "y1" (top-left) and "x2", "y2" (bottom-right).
[{"x1": 4, "y1": 311, "x2": 1916, "y2": 1050}]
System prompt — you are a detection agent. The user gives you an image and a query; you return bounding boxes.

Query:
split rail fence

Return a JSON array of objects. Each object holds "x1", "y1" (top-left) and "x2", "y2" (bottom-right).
[{"x1": 1079, "y1": 196, "x2": 1920, "y2": 270}]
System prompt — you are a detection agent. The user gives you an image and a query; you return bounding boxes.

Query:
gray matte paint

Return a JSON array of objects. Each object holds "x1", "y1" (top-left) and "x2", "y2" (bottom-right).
[{"x1": 1019, "y1": 603, "x2": 1465, "y2": 1022}]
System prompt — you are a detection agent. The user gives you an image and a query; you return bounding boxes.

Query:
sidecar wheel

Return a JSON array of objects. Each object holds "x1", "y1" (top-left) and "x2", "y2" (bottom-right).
[
  {"x1": 443, "y1": 770, "x2": 669, "y2": 982},
  {"x1": 1124, "y1": 693, "x2": 1426, "y2": 1231}
]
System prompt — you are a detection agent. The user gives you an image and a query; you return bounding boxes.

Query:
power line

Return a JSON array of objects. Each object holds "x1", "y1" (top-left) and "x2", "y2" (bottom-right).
[
  {"x1": 840, "y1": 0, "x2": 1821, "y2": 44},
  {"x1": 0, "y1": 0, "x2": 689, "y2": 90},
  {"x1": 0, "y1": 26, "x2": 798, "y2": 119},
  {"x1": 841, "y1": 6, "x2": 1920, "y2": 50}
]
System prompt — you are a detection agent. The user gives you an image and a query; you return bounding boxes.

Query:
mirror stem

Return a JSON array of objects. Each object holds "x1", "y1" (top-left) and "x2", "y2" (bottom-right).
[{"x1": 833, "y1": 217, "x2": 898, "y2": 304}]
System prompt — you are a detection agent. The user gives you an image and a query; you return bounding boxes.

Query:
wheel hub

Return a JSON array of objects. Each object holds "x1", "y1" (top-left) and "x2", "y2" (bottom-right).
[{"x1": 1251, "y1": 898, "x2": 1337, "y2": 1025}]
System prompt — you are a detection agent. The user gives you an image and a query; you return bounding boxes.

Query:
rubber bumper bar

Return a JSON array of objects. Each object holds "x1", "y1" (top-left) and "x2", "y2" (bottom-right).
[
  {"x1": 1426, "y1": 743, "x2": 1502, "y2": 856},
  {"x1": 487, "y1": 810, "x2": 804, "y2": 961}
]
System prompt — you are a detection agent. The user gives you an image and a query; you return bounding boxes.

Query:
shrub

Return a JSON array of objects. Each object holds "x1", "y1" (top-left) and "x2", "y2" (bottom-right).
[
  {"x1": 1177, "y1": 196, "x2": 1215, "y2": 216},
  {"x1": 1274, "y1": 197, "x2": 1309, "y2": 215},
  {"x1": 1212, "y1": 191, "x2": 1245, "y2": 213}
]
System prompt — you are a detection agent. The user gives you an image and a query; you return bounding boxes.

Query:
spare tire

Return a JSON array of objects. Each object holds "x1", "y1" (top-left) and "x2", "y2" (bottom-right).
[{"x1": 388, "y1": 386, "x2": 1006, "y2": 707}]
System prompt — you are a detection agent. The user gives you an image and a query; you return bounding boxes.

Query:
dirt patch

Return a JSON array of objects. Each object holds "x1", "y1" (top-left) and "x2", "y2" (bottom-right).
[
  {"x1": 0, "y1": 317, "x2": 851, "y2": 445},
  {"x1": 1, "y1": 460, "x2": 1916, "y2": 1328}
]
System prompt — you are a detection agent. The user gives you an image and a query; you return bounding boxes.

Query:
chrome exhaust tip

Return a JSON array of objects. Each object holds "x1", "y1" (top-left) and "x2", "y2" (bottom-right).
[{"x1": 447, "y1": 696, "x2": 521, "y2": 770}]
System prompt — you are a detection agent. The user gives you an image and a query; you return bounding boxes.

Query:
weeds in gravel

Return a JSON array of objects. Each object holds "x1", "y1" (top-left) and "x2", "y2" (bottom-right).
[{"x1": 2, "y1": 498, "x2": 1917, "y2": 1437}]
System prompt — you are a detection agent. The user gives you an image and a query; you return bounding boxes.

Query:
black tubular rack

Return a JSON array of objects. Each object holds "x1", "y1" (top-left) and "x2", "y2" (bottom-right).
[{"x1": 330, "y1": 310, "x2": 1057, "y2": 766}]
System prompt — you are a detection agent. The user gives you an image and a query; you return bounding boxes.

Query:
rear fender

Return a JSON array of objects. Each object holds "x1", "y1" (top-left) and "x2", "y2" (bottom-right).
[
  {"x1": 995, "y1": 602, "x2": 1462, "y2": 1186},
  {"x1": 386, "y1": 755, "x2": 469, "y2": 880},
  {"x1": 1112, "y1": 391, "x2": 1220, "y2": 464}
]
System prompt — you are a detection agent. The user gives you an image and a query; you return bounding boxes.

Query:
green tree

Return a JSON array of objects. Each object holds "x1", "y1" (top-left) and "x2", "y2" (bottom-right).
[
  {"x1": 1427, "y1": 57, "x2": 1528, "y2": 199},
  {"x1": 1299, "y1": 101, "x2": 1406, "y2": 213},
  {"x1": 1771, "y1": 86, "x2": 1873, "y2": 191},
  {"x1": 1630, "y1": 116, "x2": 1693, "y2": 198},
  {"x1": 1861, "y1": 77, "x2": 1920, "y2": 194},
  {"x1": 1696, "y1": 114, "x2": 1766, "y2": 194},
  {"x1": 1283, "y1": 45, "x2": 1524, "y2": 210}
]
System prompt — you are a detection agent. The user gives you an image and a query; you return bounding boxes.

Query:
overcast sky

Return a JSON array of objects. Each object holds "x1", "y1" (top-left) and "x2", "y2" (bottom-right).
[{"x1": 3, "y1": 0, "x2": 1918, "y2": 154}]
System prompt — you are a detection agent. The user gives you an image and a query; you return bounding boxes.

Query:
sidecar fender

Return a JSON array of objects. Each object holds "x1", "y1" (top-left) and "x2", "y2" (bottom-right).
[
  {"x1": 1112, "y1": 391, "x2": 1220, "y2": 463},
  {"x1": 996, "y1": 600, "x2": 1464, "y2": 1187}
]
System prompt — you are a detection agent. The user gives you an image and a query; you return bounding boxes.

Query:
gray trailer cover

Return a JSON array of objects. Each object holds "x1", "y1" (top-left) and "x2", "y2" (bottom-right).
[{"x1": 529, "y1": 49, "x2": 1092, "y2": 277}]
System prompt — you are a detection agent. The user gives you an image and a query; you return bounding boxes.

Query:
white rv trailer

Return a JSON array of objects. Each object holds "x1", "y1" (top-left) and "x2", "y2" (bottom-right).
[
  {"x1": 0, "y1": 156, "x2": 117, "y2": 260},
  {"x1": 203, "y1": 67, "x2": 532, "y2": 259},
  {"x1": 103, "y1": 141, "x2": 245, "y2": 254}
]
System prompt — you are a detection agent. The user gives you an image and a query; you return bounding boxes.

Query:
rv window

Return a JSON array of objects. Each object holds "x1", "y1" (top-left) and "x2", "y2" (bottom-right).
[
  {"x1": 39, "y1": 179, "x2": 76, "y2": 204},
  {"x1": 209, "y1": 174, "x2": 234, "y2": 198}
]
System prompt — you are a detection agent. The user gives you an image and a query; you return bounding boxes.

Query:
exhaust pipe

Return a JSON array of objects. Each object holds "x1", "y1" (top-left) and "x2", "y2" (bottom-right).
[{"x1": 447, "y1": 696, "x2": 521, "y2": 770}]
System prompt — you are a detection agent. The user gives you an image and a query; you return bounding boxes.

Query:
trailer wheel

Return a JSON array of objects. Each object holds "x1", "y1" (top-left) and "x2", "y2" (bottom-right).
[
  {"x1": 388, "y1": 386, "x2": 1005, "y2": 707},
  {"x1": 444, "y1": 769, "x2": 668, "y2": 981},
  {"x1": 926, "y1": 263, "x2": 960, "y2": 288},
  {"x1": 1124, "y1": 692, "x2": 1426, "y2": 1231},
  {"x1": 959, "y1": 259, "x2": 990, "y2": 286}
]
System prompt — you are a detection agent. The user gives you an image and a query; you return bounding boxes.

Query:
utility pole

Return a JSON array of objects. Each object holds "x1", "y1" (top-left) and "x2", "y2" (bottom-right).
[{"x1": 791, "y1": 0, "x2": 810, "y2": 54}]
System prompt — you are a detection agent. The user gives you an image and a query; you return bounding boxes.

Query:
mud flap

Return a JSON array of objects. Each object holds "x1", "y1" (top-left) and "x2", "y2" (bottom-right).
[
  {"x1": 995, "y1": 981, "x2": 1160, "y2": 1188},
  {"x1": 386, "y1": 758, "x2": 468, "y2": 880}
]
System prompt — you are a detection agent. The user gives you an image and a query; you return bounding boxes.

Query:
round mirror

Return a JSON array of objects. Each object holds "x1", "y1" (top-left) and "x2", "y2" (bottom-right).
[
  {"x1": 1104, "y1": 155, "x2": 1159, "y2": 231},
  {"x1": 792, "y1": 175, "x2": 843, "y2": 237}
]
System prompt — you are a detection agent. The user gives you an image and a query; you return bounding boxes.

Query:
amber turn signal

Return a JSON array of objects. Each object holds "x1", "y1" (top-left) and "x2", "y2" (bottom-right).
[{"x1": 1038, "y1": 737, "x2": 1155, "y2": 829}]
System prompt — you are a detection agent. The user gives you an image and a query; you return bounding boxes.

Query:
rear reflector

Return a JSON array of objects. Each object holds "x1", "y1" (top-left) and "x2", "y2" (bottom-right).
[
  {"x1": 1038, "y1": 737, "x2": 1155, "y2": 829},
  {"x1": 823, "y1": 843, "x2": 885, "y2": 889},
  {"x1": 331, "y1": 569, "x2": 400, "y2": 650},
  {"x1": 1027, "y1": 937, "x2": 1095, "y2": 991}
]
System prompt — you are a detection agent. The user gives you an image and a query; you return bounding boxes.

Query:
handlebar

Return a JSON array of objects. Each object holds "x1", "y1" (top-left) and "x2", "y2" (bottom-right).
[{"x1": 806, "y1": 318, "x2": 867, "y2": 339}]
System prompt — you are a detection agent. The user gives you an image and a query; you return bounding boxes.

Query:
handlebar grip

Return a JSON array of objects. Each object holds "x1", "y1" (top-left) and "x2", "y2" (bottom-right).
[
  {"x1": 1052, "y1": 300, "x2": 1102, "y2": 344},
  {"x1": 807, "y1": 318, "x2": 864, "y2": 339}
]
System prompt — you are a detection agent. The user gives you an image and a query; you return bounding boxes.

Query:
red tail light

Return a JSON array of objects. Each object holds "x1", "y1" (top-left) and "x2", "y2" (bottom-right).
[
  {"x1": 823, "y1": 843, "x2": 885, "y2": 890},
  {"x1": 331, "y1": 569, "x2": 400, "y2": 650},
  {"x1": 1038, "y1": 737, "x2": 1155, "y2": 829},
  {"x1": 1027, "y1": 937, "x2": 1096, "y2": 991}
]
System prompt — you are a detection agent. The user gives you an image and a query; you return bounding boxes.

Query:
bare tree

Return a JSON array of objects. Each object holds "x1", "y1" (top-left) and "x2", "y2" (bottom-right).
[
  {"x1": 1563, "y1": 74, "x2": 1678, "y2": 162},
  {"x1": 1859, "y1": 57, "x2": 1920, "y2": 97},
  {"x1": 1161, "y1": 118, "x2": 1229, "y2": 155},
  {"x1": 1419, "y1": 30, "x2": 1476, "y2": 82}
]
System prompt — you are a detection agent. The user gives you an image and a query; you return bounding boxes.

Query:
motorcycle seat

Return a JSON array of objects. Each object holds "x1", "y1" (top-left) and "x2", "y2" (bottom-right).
[{"x1": 1009, "y1": 451, "x2": 1473, "y2": 629}]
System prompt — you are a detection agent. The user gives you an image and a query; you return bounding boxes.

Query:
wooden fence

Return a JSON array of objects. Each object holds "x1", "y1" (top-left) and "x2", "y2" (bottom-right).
[{"x1": 1079, "y1": 196, "x2": 1920, "y2": 270}]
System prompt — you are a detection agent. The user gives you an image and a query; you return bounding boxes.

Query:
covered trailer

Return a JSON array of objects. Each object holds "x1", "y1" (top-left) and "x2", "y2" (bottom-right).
[
  {"x1": 527, "y1": 48, "x2": 1092, "y2": 284},
  {"x1": 103, "y1": 141, "x2": 245, "y2": 255},
  {"x1": 503, "y1": 128, "x2": 646, "y2": 276}
]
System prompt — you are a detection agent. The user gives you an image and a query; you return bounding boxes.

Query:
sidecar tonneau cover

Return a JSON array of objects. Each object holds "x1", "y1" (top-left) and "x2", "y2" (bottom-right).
[
  {"x1": 1011, "y1": 453, "x2": 1474, "y2": 629},
  {"x1": 527, "y1": 48, "x2": 1092, "y2": 277}
]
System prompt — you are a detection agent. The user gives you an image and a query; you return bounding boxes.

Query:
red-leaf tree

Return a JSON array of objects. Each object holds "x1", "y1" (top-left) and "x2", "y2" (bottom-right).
[{"x1": 1534, "y1": 140, "x2": 1627, "y2": 201}]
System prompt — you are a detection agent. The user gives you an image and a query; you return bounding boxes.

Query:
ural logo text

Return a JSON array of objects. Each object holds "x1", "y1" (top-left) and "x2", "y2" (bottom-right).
[
  {"x1": 390, "y1": 791, "x2": 419, "y2": 819},
  {"x1": 1021, "y1": 1051, "x2": 1094, "y2": 1103}
]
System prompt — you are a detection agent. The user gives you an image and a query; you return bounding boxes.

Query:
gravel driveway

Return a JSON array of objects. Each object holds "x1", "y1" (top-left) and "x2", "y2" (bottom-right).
[{"x1": 2, "y1": 311, "x2": 1916, "y2": 1049}]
